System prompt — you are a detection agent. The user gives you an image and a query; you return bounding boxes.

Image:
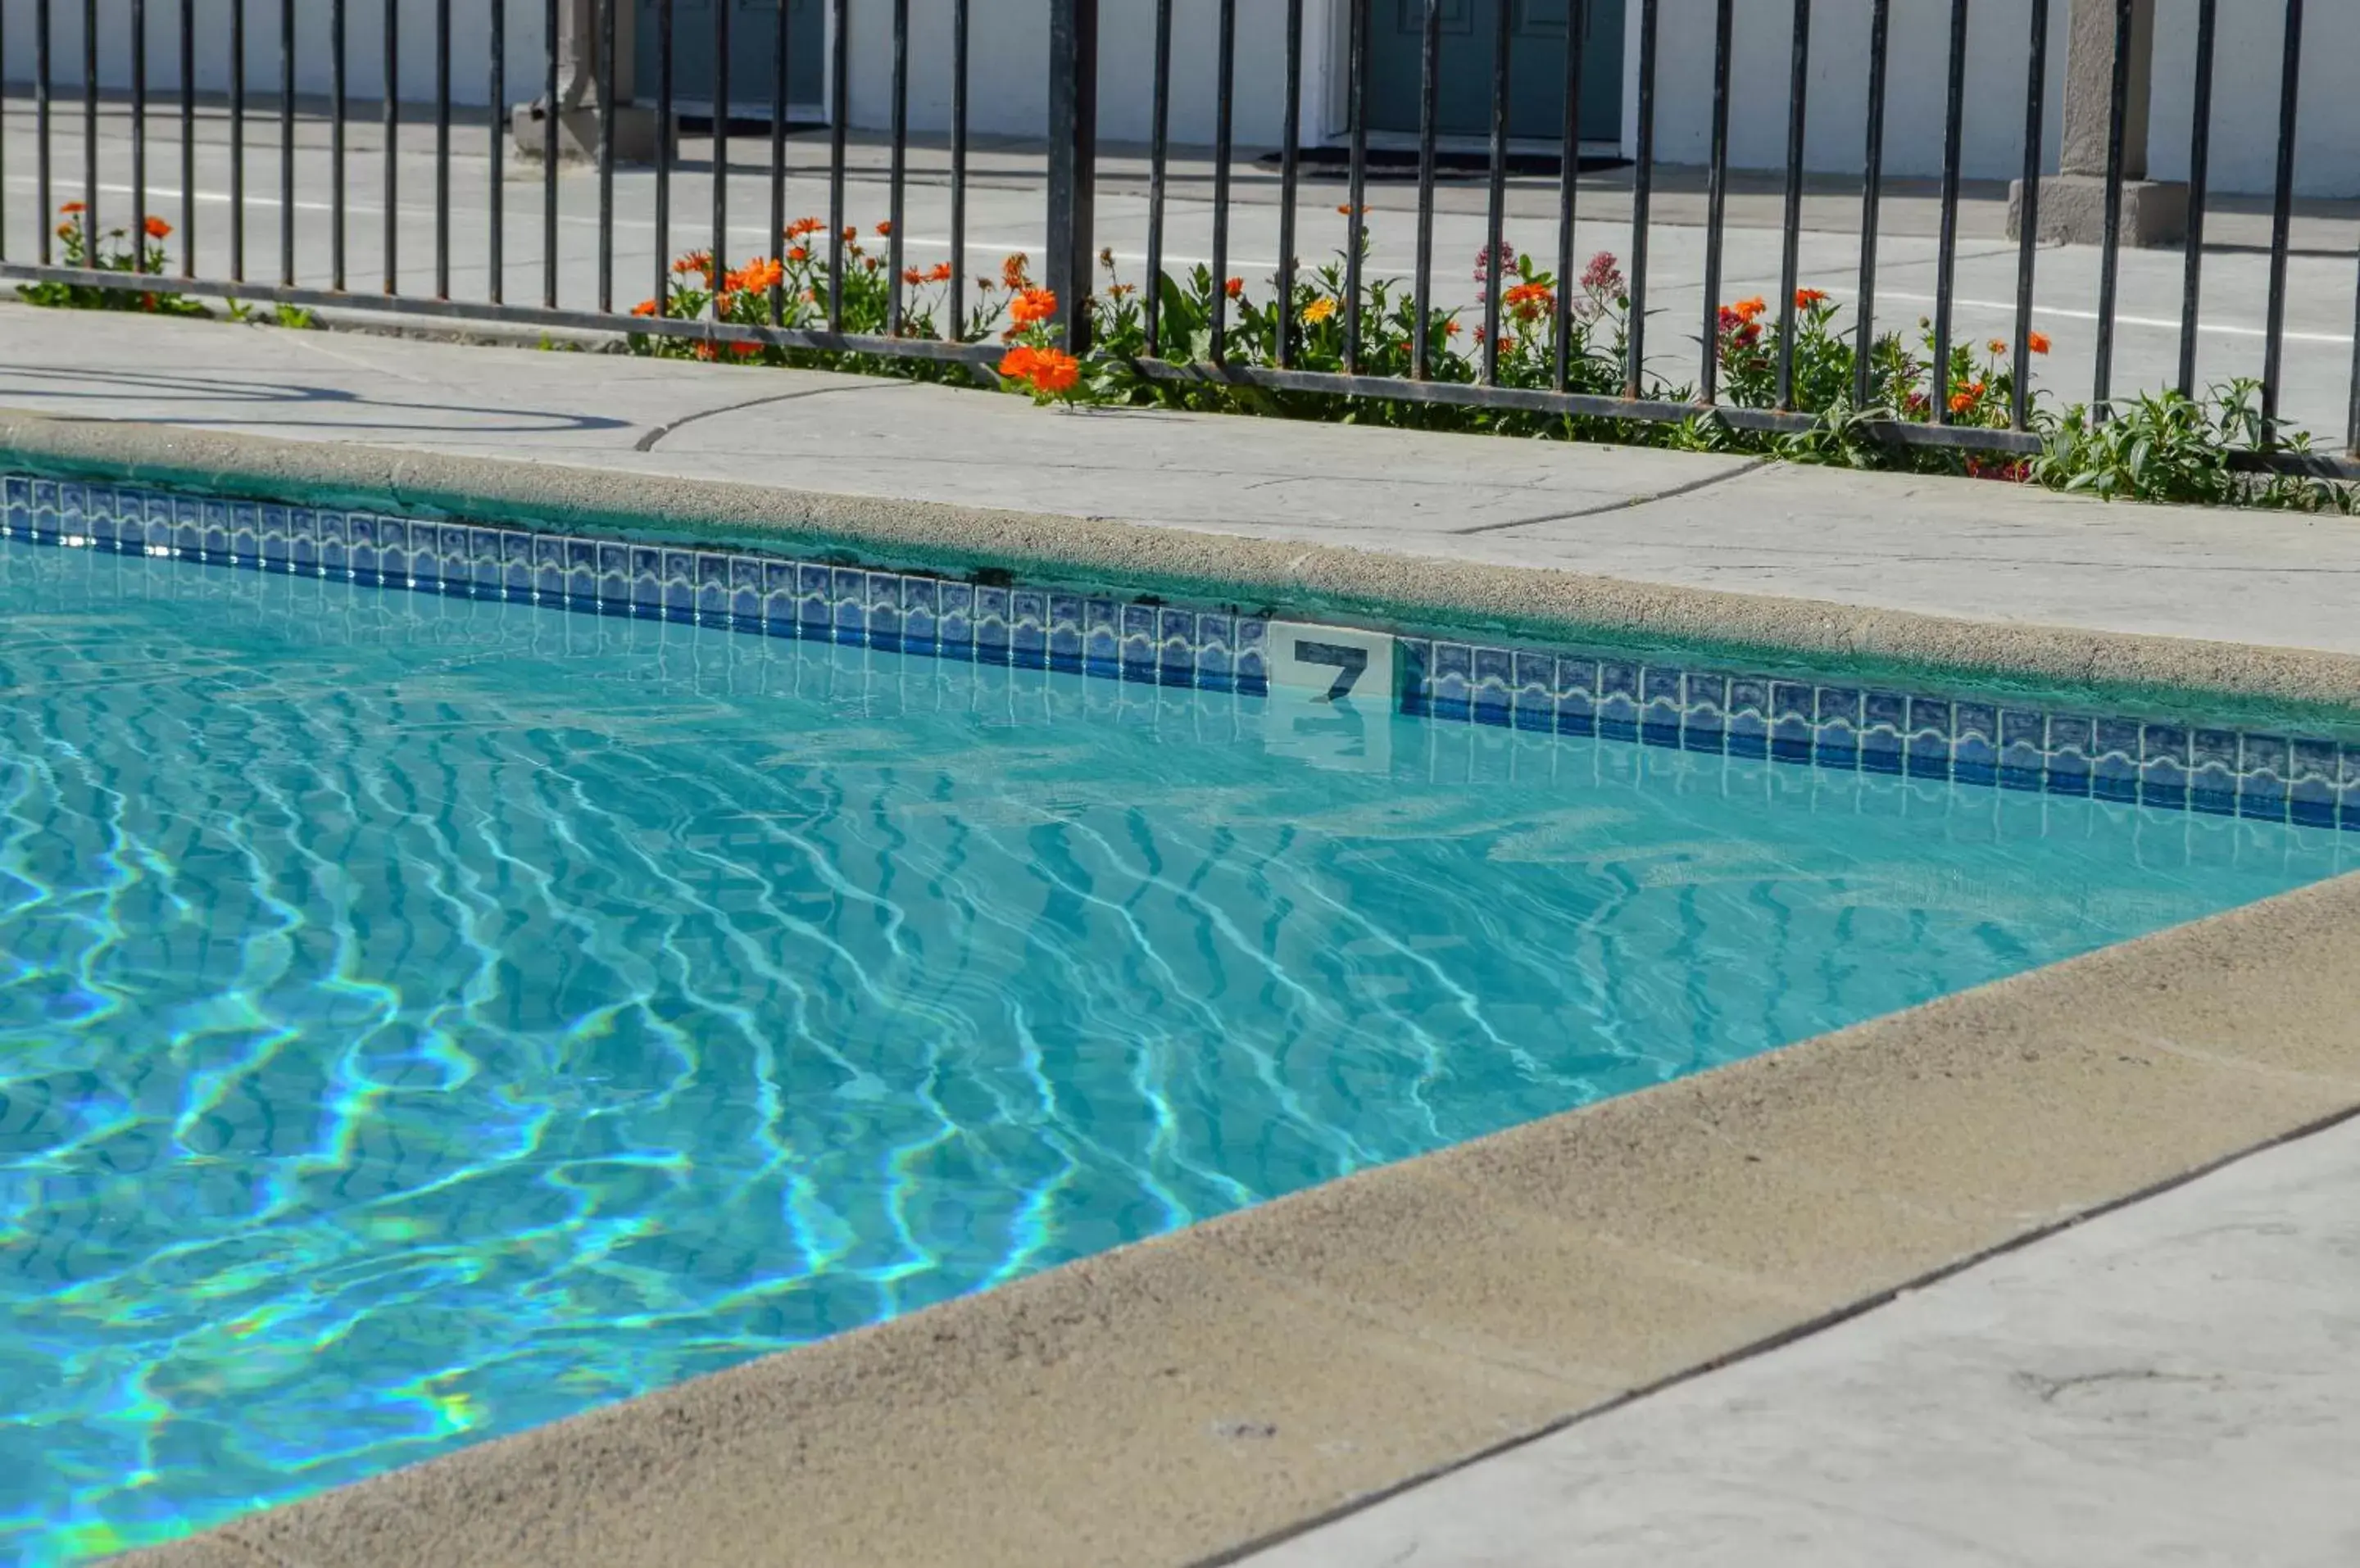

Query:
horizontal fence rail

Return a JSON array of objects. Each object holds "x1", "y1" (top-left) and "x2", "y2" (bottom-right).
[{"x1": 0, "y1": 0, "x2": 2355, "y2": 477}]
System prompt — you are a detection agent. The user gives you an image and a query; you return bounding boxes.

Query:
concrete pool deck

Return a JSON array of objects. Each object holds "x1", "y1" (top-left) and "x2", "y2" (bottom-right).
[{"x1": 5, "y1": 305, "x2": 2358, "y2": 1567}]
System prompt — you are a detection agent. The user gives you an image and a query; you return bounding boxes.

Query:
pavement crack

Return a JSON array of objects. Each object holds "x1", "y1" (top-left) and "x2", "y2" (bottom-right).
[
  {"x1": 633, "y1": 381, "x2": 905, "y2": 452},
  {"x1": 1449, "y1": 456, "x2": 1772, "y2": 535}
]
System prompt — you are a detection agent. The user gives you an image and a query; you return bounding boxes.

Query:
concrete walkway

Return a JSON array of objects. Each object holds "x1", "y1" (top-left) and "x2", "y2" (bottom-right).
[
  {"x1": 1246, "y1": 1113, "x2": 2360, "y2": 1568},
  {"x1": 4, "y1": 303, "x2": 2359, "y2": 659}
]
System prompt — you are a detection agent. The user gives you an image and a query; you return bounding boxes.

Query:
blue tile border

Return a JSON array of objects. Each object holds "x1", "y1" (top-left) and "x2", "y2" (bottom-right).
[{"x1": 8, "y1": 473, "x2": 2359, "y2": 832}]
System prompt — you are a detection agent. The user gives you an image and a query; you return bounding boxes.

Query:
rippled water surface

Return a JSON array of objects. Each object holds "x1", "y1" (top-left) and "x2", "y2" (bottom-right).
[{"x1": 3, "y1": 536, "x2": 2352, "y2": 1561}]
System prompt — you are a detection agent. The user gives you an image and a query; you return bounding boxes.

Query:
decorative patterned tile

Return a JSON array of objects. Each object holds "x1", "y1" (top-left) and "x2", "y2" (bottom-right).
[{"x1": 16, "y1": 477, "x2": 2360, "y2": 835}]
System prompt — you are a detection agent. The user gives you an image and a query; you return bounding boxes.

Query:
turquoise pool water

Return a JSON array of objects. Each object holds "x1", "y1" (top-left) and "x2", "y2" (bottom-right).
[{"x1": 2, "y1": 533, "x2": 2351, "y2": 1562}]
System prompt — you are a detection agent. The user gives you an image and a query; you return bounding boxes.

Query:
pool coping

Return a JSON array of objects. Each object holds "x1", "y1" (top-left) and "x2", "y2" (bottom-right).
[
  {"x1": 115, "y1": 871, "x2": 2360, "y2": 1568},
  {"x1": 7, "y1": 406, "x2": 2360, "y2": 733},
  {"x1": 12, "y1": 409, "x2": 2354, "y2": 1566}
]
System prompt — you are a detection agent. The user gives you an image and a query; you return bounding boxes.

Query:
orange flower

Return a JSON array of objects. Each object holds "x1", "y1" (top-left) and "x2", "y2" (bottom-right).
[
  {"x1": 1224, "y1": 277, "x2": 1245, "y2": 300},
  {"x1": 863, "y1": 256, "x2": 881, "y2": 272},
  {"x1": 729, "y1": 340, "x2": 763, "y2": 358},
  {"x1": 1009, "y1": 287, "x2": 1059, "y2": 329},
  {"x1": 728, "y1": 258, "x2": 784, "y2": 293},
  {"x1": 787, "y1": 246, "x2": 810, "y2": 263},
  {"x1": 928, "y1": 261, "x2": 954, "y2": 283},
  {"x1": 692, "y1": 341, "x2": 720, "y2": 361},
  {"x1": 874, "y1": 220, "x2": 894, "y2": 237},
  {"x1": 1028, "y1": 348, "x2": 1082, "y2": 395},
  {"x1": 1301, "y1": 296, "x2": 1338, "y2": 325},
  {"x1": 1504, "y1": 280, "x2": 1555, "y2": 321},
  {"x1": 60, "y1": 201, "x2": 85, "y2": 215},
  {"x1": 143, "y1": 215, "x2": 173, "y2": 240},
  {"x1": 1336, "y1": 203, "x2": 1364, "y2": 217},
  {"x1": 1731, "y1": 296, "x2": 1768, "y2": 323},
  {"x1": 786, "y1": 215, "x2": 825, "y2": 239},
  {"x1": 631, "y1": 298, "x2": 659, "y2": 317},
  {"x1": 1949, "y1": 379, "x2": 1986, "y2": 415},
  {"x1": 998, "y1": 344, "x2": 1082, "y2": 396},
  {"x1": 902, "y1": 265, "x2": 926, "y2": 286},
  {"x1": 55, "y1": 222, "x2": 75, "y2": 240},
  {"x1": 673, "y1": 250, "x2": 713, "y2": 277},
  {"x1": 1794, "y1": 287, "x2": 1828, "y2": 308},
  {"x1": 1001, "y1": 252, "x2": 1031, "y2": 289},
  {"x1": 1987, "y1": 338, "x2": 2008, "y2": 356},
  {"x1": 2027, "y1": 330, "x2": 2052, "y2": 356},
  {"x1": 1443, "y1": 319, "x2": 1462, "y2": 338}
]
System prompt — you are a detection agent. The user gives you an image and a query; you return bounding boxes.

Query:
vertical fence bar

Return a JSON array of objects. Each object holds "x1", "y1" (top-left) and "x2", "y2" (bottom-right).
[
  {"x1": 179, "y1": 0, "x2": 194, "y2": 273},
  {"x1": 1342, "y1": 0, "x2": 1369, "y2": 374},
  {"x1": 2176, "y1": 0, "x2": 2214, "y2": 399},
  {"x1": 1625, "y1": 0, "x2": 1658, "y2": 398},
  {"x1": 333, "y1": 0, "x2": 347, "y2": 290},
  {"x1": 1144, "y1": 0, "x2": 1171, "y2": 353},
  {"x1": 0, "y1": 0, "x2": 7, "y2": 264},
  {"x1": 825, "y1": 0, "x2": 845, "y2": 329},
  {"x1": 82, "y1": 0, "x2": 97, "y2": 242},
  {"x1": 1411, "y1": 0, "x2": 1440, "y2": 379},
  {"x1": 2011, "y1": 0, "x2": 2047, "y2": 433},
  {"x1": 545, "y1": 0, "x2": 560, "y2": 307},
  {"x1": 433, "y1": 0, "x2": 449, "y2": 297},
  {"x1": 1851, "y1": 0, "x2": 1889, "y2": 408},
  {"x1": 37, "y1": 0, "x2": 52, "y2": 266},
  {"x1": 1697, "y1": 0, "x2": 1732, "y2": 403},
  {"x1": 379, "y1": 0, "x2": 395, "y2": 292},
  {"x1": 1045, "y1": 0, "x2": 1097, "y2": 356},
  {"x1": 947, "y1": 0, "x2": 969, "y2": 338},
  {"x1": 2091, "y1": 0, "x2": 2131, "y2": 418},
  {"x1": 1931, "y1": 0, "x2": 1968, "y2": 424},
  {"x1": 599, "y1": 0, "x2": 616, "y2": 312},
  {"x1": 656, "y1": 0, "x2": 673, "y2": 315},
  {"x1": 2260, "y1": 0, "x2": 2302, "y2": 439},
  {"x1": 1773, "y1": 0, "x2": 1810, "y2": 410},
  {"x1": 1479, "y1": 0, "x2": 1510, "y2": 385},
  {"x1": 713, "y1": 0, "x2": 731, "y2": 311},
  {"x1": 133, "y1": 0, "x2": 149, "y2": 277},
  {"x1": 1275, "y1": 0, "x2": 1303, "y2": 367},
  {"x1": 280, "y1": 0, "x2": 295, "y2": 286},
  {"x1": 1210, "y1": 0, "x2": 1236, "y2": 362},
  {"x1": 887, "y1": 0, "x2": 907, "y2": 335},
  {"x1": 234, "y1": 0, "x2": 248, "y2": 280},
  {"x1": 1552, "y1": 0, "x2": 1587, "y2": 393},
  {"x1": 770, "y1": 0, "x2": 790, "y2": 325},
  {"x1": 489, "y1": 0, "x2": 504, "y2": 303}
]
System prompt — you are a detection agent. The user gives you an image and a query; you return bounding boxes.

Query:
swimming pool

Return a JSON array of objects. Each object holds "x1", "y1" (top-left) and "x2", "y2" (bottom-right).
[{"x1": 3, "y1": 482, "x2": 2354, "y2": 1562}]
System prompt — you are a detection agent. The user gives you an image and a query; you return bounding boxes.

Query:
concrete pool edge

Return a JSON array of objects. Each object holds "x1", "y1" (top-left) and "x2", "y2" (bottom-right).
[
  {"x1": 112, "y1": 870, "x2": 2360, "y2": 1568},
  {"x1": 7, "y1": 407, "x2": 2360, "y2": 730}
]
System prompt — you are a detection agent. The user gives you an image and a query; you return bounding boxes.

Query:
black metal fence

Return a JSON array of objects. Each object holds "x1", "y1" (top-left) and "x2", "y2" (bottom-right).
[{"x1": 2, "y1": 0, "x2": 2354, "y2": 475}]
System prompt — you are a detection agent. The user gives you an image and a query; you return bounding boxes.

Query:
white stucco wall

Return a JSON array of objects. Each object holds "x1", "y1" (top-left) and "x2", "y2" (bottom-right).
[
  {"x1": 837, "y1": 0, "x2": 1348, "y2": 147},
  {"x1": 2, "y1": 0, "x2": 547, "y2": 111},
  {"x1": 1637, "y1": 0, "x2": 2354, "y2": 198}
]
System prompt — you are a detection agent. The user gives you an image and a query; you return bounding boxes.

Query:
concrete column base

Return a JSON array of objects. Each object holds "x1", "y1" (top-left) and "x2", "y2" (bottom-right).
[
  {"x1": 2008, "y1": 174, "x2": 2190, "y2": 248},
  {"x1": 511, "y1": 103, "x2": 673, "y2": 165}
]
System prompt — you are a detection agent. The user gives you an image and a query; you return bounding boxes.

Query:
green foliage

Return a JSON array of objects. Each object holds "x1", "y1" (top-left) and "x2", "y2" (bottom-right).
[{"x1": 2032, "y1": 379, "x2": 2354, "y2": 513}]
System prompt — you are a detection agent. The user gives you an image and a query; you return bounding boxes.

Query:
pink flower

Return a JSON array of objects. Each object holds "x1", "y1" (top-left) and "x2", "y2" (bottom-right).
[
  {"x1": 1474, "y1": 242, "x2": 1519, "y2": 285},
  {"x1": 1581, "y1": 251, "x2": 1624, "y2": 294}
]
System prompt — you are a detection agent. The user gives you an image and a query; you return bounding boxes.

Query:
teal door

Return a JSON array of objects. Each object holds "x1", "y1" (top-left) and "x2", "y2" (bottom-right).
[
  {"x1": 1368, "y1": 0, "x2": 1625, "y2": 143},
  {"x1": 638, "y1": 0, "x2": 826, "y2": 116}
]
